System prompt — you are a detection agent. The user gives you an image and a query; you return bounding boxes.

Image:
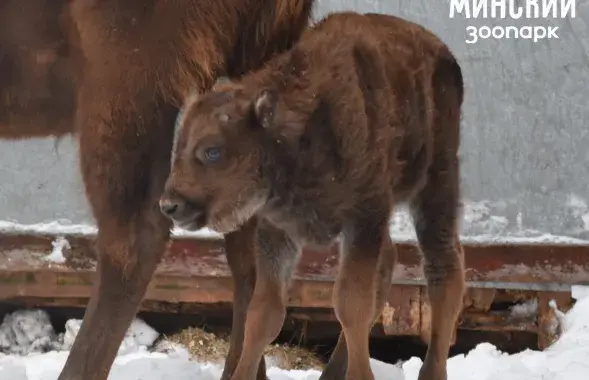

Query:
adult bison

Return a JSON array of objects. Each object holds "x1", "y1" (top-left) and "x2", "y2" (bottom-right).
[{"x1": 0, "y1": 1, "x2": 315, "y2": 379}]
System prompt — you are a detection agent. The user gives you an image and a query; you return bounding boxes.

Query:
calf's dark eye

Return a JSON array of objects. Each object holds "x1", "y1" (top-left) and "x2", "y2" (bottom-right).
[{"x1": 204, "y1": 147, "x2": 222, "y2": 162}]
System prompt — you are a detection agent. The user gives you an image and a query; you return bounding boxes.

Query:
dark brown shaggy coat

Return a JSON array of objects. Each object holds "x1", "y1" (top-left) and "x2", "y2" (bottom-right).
[{"x1": 163, "y1": 11, "x2": 466, "y2": 380}]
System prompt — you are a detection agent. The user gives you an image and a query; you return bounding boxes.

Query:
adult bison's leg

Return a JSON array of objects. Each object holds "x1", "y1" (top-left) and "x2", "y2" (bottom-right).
[
  {"x1": 222, "y1": 216, "x2": 268, "y2": 380},
  {"x1": 58, "y1": 85, "x2": 177, "y2": 380}
]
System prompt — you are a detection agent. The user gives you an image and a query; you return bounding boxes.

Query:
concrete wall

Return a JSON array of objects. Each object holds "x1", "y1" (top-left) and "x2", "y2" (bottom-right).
[{"x1": 0, "y1": 0, "x2": 587, "y2": 241}]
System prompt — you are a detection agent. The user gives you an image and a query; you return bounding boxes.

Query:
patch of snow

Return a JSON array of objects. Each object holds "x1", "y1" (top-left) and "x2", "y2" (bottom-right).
[
  {"x1": 1, "y1": 217, "x2": 587, "y2": 245},
  {"x1": 460, "y1": 233, "x2": 589, "y2": 245},
  {"x1": 547, "y1": 300, "x2": 567, "y2": 337},
  {"x1": 171, "y1": 226, "x2": 223, "y2": 240},
  {"x1": 388, "y1": 203, "x2": 589, "y2": 244},
  {"x1": 2, "y1": 197, "x2": 589, "y2": 244},
  {"x1": 571, "y1": 285, "x2": 589, "y2": 301},
  {"x1": 0, "y1": 220, "x2": 97, "y2": 236},
  {"x1": 402, "y1": 294, "x2": 589, "y2": 380},
  {"x1": 509, "y1": 299, "x2": 538, "y2": 320},
  {"x1": 2, "y1": 198, "x2": 589, "y2": 245},
  {"x1": 1, "y1": 293, "x2": 589, "y2": 379},
  {"x1": 461, "y1": 201, "x2": 510, "y2": 235},
  {"x1": 0, "y1": 310, "x2": 159, "y2": 358},
  {"x1": 61, "y1": 318, "x2": 160, "y2": 356},
  {"x1": 0, "y1": 219, "x2": 224, "y2": 240},
  {"x1": 42, "y1": 236, "x2": 70, "y2": 264},
  {"x1": 0, "y1": 310, "x2": 58, "y2": 355}
]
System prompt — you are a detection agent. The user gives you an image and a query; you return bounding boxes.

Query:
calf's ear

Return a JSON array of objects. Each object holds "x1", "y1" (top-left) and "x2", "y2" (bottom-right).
[{"x1": 253, "y1": 89, "x2": 278, "y2": 129}]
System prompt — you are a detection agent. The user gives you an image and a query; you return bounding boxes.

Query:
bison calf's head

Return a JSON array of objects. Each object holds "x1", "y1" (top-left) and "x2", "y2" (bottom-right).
[{"x1": 160, "y1": 82, "x2": 283, "y2": 234}]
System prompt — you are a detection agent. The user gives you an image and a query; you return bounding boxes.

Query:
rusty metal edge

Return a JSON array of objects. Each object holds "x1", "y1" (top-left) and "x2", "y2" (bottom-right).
[
  {"x1": 1, "y1": 232, "x2": 588, "y2": 281},
  {"x1": 0, "y1": 231, "x2": 585, "y2": 347},
  {"x1": 0, "y1": 232, "x2": 586, "y2": 316}
]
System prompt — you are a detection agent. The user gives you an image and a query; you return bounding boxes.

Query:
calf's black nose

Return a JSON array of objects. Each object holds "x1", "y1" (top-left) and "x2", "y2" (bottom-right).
[
  {"x1": 160, "y1": 200, "x2": 178, "y2": 216},
  {"x1": 159, "y1": 196, "x2": 183, "y2": 218}
]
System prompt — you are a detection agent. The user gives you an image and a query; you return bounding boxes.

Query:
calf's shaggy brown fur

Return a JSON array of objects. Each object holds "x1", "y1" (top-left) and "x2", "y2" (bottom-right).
[
  {"x1": 162, "y1": 11, "x2": 466, "y2": 380},
  {"x1": 1, "y1": 1, "x2": 316, "y2": 379}
]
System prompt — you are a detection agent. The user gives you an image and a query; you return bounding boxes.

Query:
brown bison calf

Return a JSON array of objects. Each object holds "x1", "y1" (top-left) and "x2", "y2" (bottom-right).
[{"x1": 161, "y1": 11, "x2": 465, "y2": 380}]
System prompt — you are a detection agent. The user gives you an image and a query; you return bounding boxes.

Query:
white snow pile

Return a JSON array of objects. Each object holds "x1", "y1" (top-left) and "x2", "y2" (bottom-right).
[
  {"x1": 0, "y1": 311, "x2": 160, "y2": 357},
  {"x1": 60, "y1": 318, "x2": 161, "y2": 356},
  {"x1": 42, "y1": 236, "x2": 70, "y2": 264},
  {"x1": 0, "y1": 292, "x2": 589, "y2": 379},
  {"x1": 0, "y1": 310, "x2": 59, "y2": 355}
]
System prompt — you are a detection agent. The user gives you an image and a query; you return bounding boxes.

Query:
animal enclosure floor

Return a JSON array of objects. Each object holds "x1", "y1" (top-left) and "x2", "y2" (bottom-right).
[{"x1": 0, "y1": 293, "x2": 589, "y2": 380}]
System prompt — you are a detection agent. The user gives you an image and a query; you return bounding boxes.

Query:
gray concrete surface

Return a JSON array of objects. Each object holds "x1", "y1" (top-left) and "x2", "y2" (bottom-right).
[{"x1": 0, "y1": 0, "x2": 588, "y2": 240}]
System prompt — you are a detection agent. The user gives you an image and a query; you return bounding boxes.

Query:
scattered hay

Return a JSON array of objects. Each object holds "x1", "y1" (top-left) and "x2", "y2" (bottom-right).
[
  {"x1": 265, "y1": 342, "x2": 324, "y2": 370},
  {"x1": 165, "y1": 327, "x2": 230, "y2": 364},
  {"x1": 165, "y1": 326, "x2": 325, "y2": 370}
]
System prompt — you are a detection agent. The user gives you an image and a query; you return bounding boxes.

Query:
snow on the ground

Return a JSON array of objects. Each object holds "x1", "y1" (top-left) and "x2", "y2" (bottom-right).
[
  {"x1": 1, "y1": 216, "x2": 588, "y2": 245},
  {"x1": 1, "y1": 290, "x2": 589, "y2": 379},
  {"x1": 60, "y1": 318, "x2": 160, "y2": 356},
  {"x1": 1, "y1": 199, "x2": 588, "y2": 244},
  {"x1": 0, "y1": 220, "x2": 222, "y2": 240},
  {"x1": 0, "y1": 310, "x2": 160, "y2": 357},
  {"x1": 0, "y1": 310, "x2": 58, "y2": 355}
]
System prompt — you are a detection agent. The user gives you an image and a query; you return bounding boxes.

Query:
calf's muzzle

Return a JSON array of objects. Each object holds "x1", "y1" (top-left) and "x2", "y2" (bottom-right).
[{"x1": 158, "y1": 191, "x2": 205, "y2": 226}]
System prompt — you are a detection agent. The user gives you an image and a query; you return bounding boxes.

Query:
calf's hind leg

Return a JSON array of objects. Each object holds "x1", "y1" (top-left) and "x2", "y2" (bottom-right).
[
  {"x1": 410, "y1": 156, "x2": 465, "y2": 380},
  {"x1": 411, "y1": 54, "x2": 466, "y2": 380},
  {"x1": 333, "y1": 212, "x2": 392, "y2": 380}
]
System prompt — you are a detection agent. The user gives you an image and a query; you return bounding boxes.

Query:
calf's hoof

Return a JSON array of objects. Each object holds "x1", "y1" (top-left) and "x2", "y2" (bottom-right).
[
  {"x1": 318, "y1": 368, "x2": 347, "y2": 380},
  {"x1": 226, "y1": 370, "x2": 268, "y2": 380},
  {"x1": 417, "y1": 361, "x2": 447, "y2": 380}
]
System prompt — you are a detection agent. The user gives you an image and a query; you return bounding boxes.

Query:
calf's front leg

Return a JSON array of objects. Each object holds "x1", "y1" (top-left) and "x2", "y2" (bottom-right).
[
  {"x1": 230, "y1": 221, "x2": 301, "y2": 380},
  {"x1": 222, "y1": 216, "x2": 268, "y2": 380}
]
